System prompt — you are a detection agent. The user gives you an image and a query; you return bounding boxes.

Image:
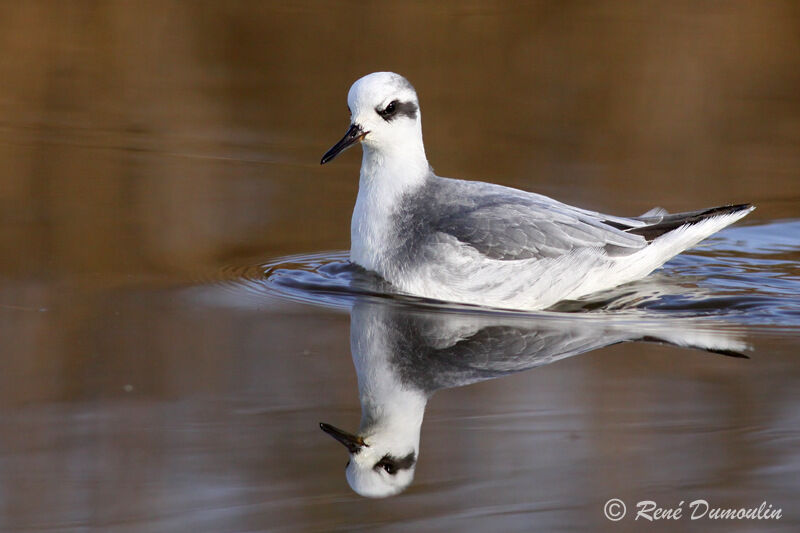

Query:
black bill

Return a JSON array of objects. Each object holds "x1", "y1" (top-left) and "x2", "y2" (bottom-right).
[
  {"x1": 319, "y1": 422, "x2": 367, "y2": 453},
  {"x1": 320, "y1": 123, "x2": 366, "y2": 164}
]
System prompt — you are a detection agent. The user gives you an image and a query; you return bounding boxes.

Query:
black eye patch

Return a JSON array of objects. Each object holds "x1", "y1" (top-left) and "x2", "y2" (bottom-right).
[
  {"x1": 373, "y1": 452, "x2": 416, "y2": 475},
  {"x1": 376, "y1": 100, "x2": 418, "y2": 122}
]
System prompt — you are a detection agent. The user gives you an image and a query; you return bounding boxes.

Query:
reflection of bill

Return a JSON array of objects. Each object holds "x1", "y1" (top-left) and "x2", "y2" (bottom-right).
[{"x1": 320, "y1": 298, "x2": 749, "y2": 498}]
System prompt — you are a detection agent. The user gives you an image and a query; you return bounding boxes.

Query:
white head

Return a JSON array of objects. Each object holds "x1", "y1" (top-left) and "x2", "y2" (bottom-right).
[
  {"x1": 319, "y1": 421, "x2": 419, "y2": 498},
  {"x1": 321, "y1": 72, "x2": 425, "y2": 165}
]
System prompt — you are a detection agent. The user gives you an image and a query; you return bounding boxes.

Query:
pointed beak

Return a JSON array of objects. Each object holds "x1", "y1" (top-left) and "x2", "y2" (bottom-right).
[
  {"x1": 320, "y1": 123, "x2": 367, "y2": 164},
  {"x1": 319, "y1": 422, "x2": 367, "y2": 453}
]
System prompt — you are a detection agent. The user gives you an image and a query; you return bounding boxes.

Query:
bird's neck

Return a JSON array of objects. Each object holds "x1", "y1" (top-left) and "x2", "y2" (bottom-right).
[
  {"x1": 351, "y1": 304, "x2": 428, "y2": 447},
  {"x1": 359, "y1": 134, "x2": 429, "y2": 188},
  {"x1": 357, "y1": 379, "x2": 427, "y2": 448},
  {"x1": 351, "y1": 140, "x2": 430, "y2": 270}
]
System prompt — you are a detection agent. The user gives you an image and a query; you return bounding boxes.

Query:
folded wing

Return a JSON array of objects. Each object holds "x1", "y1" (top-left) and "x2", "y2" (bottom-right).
[{"x1": 435, "y1": 194, "x2": 648, "y2": 260}]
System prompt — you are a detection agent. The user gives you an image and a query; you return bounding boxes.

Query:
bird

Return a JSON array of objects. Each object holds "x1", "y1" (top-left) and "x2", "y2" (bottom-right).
[
  {"x1": 320, "y1": 72, "x2": 754, "y2": 311},
  {"x1": 320, "y1": 297, "x2": 748, "y2": 498}
]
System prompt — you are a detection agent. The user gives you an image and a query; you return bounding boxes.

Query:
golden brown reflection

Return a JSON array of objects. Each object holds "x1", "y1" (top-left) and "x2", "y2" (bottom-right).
[{"x1": 0, "y1": 1, "x2": 798, "y2": 531}]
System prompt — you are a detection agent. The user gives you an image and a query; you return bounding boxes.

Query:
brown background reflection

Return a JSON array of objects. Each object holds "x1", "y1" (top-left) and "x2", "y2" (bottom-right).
[{"x1": 0, "y1": 2, "x2": 798, "y2": 532}]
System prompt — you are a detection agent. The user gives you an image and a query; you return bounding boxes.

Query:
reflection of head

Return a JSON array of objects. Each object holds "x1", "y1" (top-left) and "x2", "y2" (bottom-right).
[
  {"x1": 346, "y1": 447, "x2": 416, "y2": 499},
  {"x1": 320, "y1": 422, "x2": 417, "y2": 498}
]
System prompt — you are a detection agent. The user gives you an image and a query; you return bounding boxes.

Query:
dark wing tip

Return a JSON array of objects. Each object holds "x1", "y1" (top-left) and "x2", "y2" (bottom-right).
[
  {"x1": 725, "y1": 203, "x2": 755, "y2": 212},
  {"x1": 705, "y1": 348, "x2": 751, "y2": 359},
  {"x1": 627, "y1": 203, "x2": 754, "y2": 242}
]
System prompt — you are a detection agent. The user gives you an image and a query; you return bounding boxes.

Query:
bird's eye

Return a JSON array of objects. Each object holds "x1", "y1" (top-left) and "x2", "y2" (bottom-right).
[
  {"x1": 373, "y1": 453, "x2": 410, "y2": 475},
  {"x1": 375, "y1": 459, "x2": 397, "y2": 475},
  {"x1": 377, "y1": 100, "x2": 399, "y2": 118}
]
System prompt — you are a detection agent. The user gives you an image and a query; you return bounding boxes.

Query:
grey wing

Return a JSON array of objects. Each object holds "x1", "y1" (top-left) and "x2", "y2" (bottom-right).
[
  {"x1": 435, "y1": 195, "x2": 648, "y2": 260},
  {"x1": 407, "y1": 321, "x2": 633, "y2": 391}
]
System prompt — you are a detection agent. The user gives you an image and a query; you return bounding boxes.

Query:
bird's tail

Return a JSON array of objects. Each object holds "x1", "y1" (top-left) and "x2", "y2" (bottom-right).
[
  {"x1": 627, "y1": 203, "x2": 754, "y2": 242},
  {"x1": 638, "y1": 329, "x2": 750, "y2": 358},
  {"x1": 608, "y1": 203, "x2": 754, "y2": 285}
]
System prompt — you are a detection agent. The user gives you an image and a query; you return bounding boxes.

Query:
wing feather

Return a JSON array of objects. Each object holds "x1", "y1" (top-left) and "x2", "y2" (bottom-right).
[{"x1": 434, "y1": 189, "x2": 647, "y2": 260}]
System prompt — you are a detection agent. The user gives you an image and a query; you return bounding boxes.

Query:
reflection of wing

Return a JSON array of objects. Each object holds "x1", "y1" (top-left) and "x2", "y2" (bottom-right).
[
  {"x1": 351, "y1": 300, "x2": 748, "y2": 395},
  {"x1": 391, "y1": 314, "x2": 630, "y2": 392}
]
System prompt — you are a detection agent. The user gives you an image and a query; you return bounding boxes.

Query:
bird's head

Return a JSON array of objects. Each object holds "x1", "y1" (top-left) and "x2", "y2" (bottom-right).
[
  {"x1": 321, "y1": 72, "x2": 423, "y2": 164},
  {"x1": 320, "y1": 421, "x2": 418, "y2": 498}
]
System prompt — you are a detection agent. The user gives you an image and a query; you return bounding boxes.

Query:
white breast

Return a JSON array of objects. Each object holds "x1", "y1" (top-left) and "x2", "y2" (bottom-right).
[{"x1": 350, "y1": 149, "x2": 427, "y2": 273}]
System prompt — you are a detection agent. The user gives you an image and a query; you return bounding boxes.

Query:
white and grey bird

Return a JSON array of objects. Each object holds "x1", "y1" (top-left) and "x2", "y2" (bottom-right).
[{"x1": 321, "y1": 72, "x2": 754, "y2": 311}]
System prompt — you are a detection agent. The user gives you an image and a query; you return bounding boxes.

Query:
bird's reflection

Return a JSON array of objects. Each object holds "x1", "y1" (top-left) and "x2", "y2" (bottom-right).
[{"x1": 320, "y1": 298, "x2": 748, "y2": 498}]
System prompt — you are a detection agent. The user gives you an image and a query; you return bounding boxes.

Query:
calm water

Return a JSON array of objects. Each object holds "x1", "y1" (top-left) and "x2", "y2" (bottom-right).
[{"x1": 1, "y1": 2, "x2": 800, "y2": 532}]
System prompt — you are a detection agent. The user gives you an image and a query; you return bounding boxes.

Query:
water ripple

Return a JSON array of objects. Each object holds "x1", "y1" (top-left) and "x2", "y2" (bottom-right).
[{"x1": 210, "y1": 220, "x2": 800, "y2": 329}]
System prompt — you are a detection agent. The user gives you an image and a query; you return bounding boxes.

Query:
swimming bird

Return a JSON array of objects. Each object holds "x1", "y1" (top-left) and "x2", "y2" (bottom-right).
[
  {"x1": 321, "y1": 72, "x2": 754, "y2": 310},
  {"x1": 320, "y1": 298, "x2": 748, "y2": 498}
]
